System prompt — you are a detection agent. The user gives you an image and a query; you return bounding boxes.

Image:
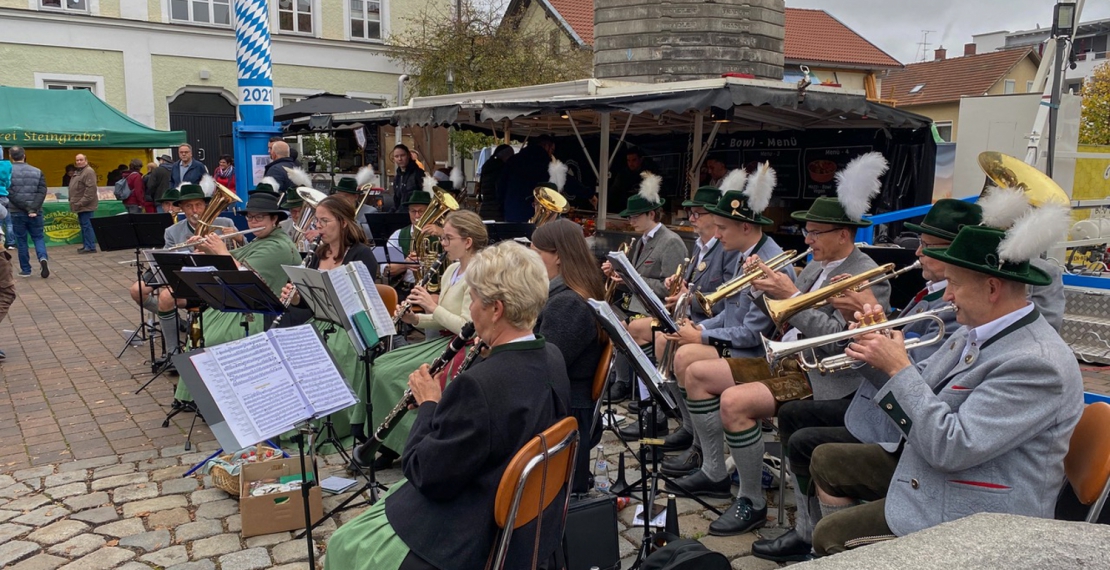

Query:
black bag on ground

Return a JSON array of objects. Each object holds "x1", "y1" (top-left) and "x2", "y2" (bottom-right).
[
  {"x1": 640, "y1": 532, "x2": 730, "y2": 570},
  {"x1": 562, "y1": 494, "x2": 620, "y2": 570}
]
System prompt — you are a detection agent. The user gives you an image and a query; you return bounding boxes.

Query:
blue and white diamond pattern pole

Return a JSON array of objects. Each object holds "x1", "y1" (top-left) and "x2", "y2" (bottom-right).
[{"x1": 231, "y1": 0, "x2": 282, "y2": 200}]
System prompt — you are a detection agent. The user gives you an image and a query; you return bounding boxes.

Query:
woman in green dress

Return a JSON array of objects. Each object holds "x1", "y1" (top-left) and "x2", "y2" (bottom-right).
[
  {"x1": 173, "y1": 190, "x2": 302, "y2": 403},
  {"x1": 364, "y1": 209, "x2": 488, "y2": 469}
]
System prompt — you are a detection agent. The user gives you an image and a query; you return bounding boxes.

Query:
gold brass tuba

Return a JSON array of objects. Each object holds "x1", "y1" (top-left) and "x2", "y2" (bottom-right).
[
  {"x1": 412, "y1": 188, "x2": 459, "y2": 290},
  {"x1": 695, "y1": 248, "x2": 811, "y2": 317},
  {"x1": 194, "y1": 182, "x2": 241, "y2": 237},
  {"x1": 287, "y1": 187, "x2": 329, "y2": 249},
  {"x1": 530, "y1": 187, "x2": 570, "y2": 226},
  {"x1": 764, "y1": 261, "x2": 921, "y2": 326},
  {"x1": 603, "y1": 238, "x2": 635, "y2": 303},
  {"x1": 977, "y1": 151, "x2": 1070, "y2": 207}
]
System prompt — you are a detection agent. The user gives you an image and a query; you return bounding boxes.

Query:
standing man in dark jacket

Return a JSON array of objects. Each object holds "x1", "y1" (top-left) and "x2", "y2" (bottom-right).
[
  {"x1": 263, "y1": 141, "x2": 297, "y2": 194},
  {"x1": 168, "y1": 144, "x2": 207, "y2": 188},
  {"x1": 497, "y1": 135, "x2": 555, "y2": 223},
  {"x1": 69, "y1": 153, "x2": 98, "y2": 254},
  {"x1": 122, "y1": 159, "x2": 149, "y2": 214},
  {"x1": 477, "y1": 144, "x2": 513, "y2": 221},
  {"x1": 390, "y1": 144, "x2": 424, "y2": 213},
  {"x1": 6, "y1": 147, "x2": 48, "y2": 278},
  {"x1": 144, "y1": 155, "x2": 173, "y2": 210}
]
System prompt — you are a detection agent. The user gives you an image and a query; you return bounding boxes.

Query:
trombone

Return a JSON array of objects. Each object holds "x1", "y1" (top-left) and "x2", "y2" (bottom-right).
[
  {"x1": 765, "y1": 261, "x2": 922, "y2": 326},
  {"x1": 695, "y1": 248, "x2": 812, "y2": 317},
  {"x1": 287, "y1": 187, "x2": 329, "y2": 248},
  {"x1": 762, "y1": 304, "x2": 955, "y2": 375}
]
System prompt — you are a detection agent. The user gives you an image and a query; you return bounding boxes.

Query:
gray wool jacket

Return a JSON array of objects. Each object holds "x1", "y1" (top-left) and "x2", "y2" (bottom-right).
[{"x1": 624, "y1": 224, "x2": 689, "y2": 316}]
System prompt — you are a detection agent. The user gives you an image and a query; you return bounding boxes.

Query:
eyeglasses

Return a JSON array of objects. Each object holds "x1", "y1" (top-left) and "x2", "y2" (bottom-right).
[
  {"x1": 687, "y1": 210, "x2": 704, "y2": 220},
  {"x1": 245, "y1": 214, "x2": 270, "y2": 222},
  {"x1": 802, "y1": 227, "x2": 841, "y2": 239},
  {"x1": 440, "y1": 234, "x2": 459, "y2": 244},
  {"x1": 315, "y1": 217, "x2": 334, "y2": 227}
]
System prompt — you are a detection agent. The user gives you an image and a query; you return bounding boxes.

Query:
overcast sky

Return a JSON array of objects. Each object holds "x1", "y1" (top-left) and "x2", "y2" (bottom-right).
[{"x1": 786, "y1": 0, "x2": 1110, "y2": 64}]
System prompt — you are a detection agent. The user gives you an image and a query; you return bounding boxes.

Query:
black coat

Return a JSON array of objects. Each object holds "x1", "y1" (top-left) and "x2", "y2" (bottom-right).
[
  {"x1": 144, "y1": 164, "x2": 172, "y2": 203},
  {"x1": 391, "y1": 162, "x2": 425, "y2": 213},
  {"x1": 477, "y1": 158, "x2": 506, "y2": 221},
  {"x1": 275, "y1": 242, "x2": 379, "y2": 328},
  {"x1": 387, "y1": 338, "x2": 571, "y2": 570},
  {"x1": 536, "y1": 277, "x2": 604, "y2": 409},
  {"x1": 497, "y1": 145, "x2": 551, "y2": 223},
  {"x1": 263, "y1": 157, "x2": 298, "y2": 193},
  {"x1": 8, "y1": 162, "x2": 47, "y2": 214}
]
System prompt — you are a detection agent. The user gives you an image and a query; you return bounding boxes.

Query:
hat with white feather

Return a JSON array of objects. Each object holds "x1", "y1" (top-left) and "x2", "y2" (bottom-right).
[
  {"x1": 619, "y1": 171, "x2": 666, "y2": 217},
  {"x1": 536, "y1": 160, "x2": 568, "y2": 193},
  {"x1": 791, "y1": 152, "x2": 888, "y2": 228},
  {"x1": 705, "y1": 165, "x2": 775, "y2": 226}
]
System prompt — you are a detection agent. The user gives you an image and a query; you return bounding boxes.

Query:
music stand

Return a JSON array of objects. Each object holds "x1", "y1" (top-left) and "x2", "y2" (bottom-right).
[
  {"x1": 365, "y1": 213, "x2": 411, "y2": 247},
  {"x1": 91, "y1": 213, "x2": 172, "y2": 362},
  {"x1": 608, "y1": 250, "x2": 679, "y2": 334},
  {"x1": 484, "y1": 222, "x2": 535, "y2": 244}
]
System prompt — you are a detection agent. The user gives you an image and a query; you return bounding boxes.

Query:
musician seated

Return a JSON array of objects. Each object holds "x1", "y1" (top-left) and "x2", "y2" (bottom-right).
[
  {"x1": 333, "y1": 177, "x2": 377, "y2": 239},
  {"x1": 809, "y1": 220, "x2": 1083, "y2": 555},
  {"x1": 531, "y1": 219, "x2": 607, "y2": 493},
  {"x1": 668, "y1": 157, "x2": 891, "y2": 537},
  {"x1": 172, "y1": 189, "x2": 301, "y2": 405},
  {"x1": 276, "y1": 182, "x2": 309, "y2": 251},
  {"x1": 753, "y1": 198, "x2": 975, "y2": 562},
  {"x1": 325, "y1": 241, "x2": 571, "y2": 570},
  {"x1": 367, "y1": 210, "x2": 488, "y2": 469},
  {"x1": 127, "y1": 181, "x2": 239, "y2": 364},
  {"x1": 383, "y1": 189, "x2": 441, "y2": 295}
]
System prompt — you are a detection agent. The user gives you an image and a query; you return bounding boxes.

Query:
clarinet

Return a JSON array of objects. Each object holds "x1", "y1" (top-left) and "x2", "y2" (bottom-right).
[
  {"x1": 393, "y1": 250, "x2": 448, "y2": 327},
  {"x1": 269, "y1": 235, "x2": 323, "y2": 329},
  {"x1": 353, "y1": 322, "x2": 478, "y2": 467}
]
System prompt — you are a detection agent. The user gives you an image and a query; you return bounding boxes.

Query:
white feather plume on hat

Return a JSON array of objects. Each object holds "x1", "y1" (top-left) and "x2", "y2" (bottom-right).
[
  {"x1": 199, "y1": 175, "x2": 215, "y2": 197},
  {"x1": 422, "y1": 174, "x2": 437, "y2": 194},
  {"x1": 260, "y1": 176, "x2": 280, "y2": 192},
  {"x1": 834, "y1": 152, "x2": 888, "y2": 222},
  {"x1": 638, "y1": 171, "x2": 662, "y2": 205},
  {"x1": 743, "y1": 162, "x2": 776, "y2": 215},
  {"x1": 998, "y1": 203, "x2": 1071, "y2": 264},
  {"x1": 449, "y1": 167, "x2": 464, "y2": 191},
  {"x1": 719, "y1": 169, "x2": 748, "y2": 195},
  {"x1": 287, "y1": 167, "x2": 313, "y2": 189},
  {"x1": 548, "y1": 160, "x2": 568, "y2": 192},
  {"x1": 978, "y1": 187, "x2": 1030, "y2": 230},
  {"x1": 356, "y1": 165, "x2": 376, "y2": 188}
]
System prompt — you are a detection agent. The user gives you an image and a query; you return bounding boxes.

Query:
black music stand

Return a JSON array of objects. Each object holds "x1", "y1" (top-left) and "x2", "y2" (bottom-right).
[
  {"x1": 92, "y1": 213, "x2": 173, "y2": 362},
  {"x1": 484, "y1": 222, "x2": 535, "y2": 243},
  {"x1": 367, "y1": 213, "x2": 413, "y2": 287}
]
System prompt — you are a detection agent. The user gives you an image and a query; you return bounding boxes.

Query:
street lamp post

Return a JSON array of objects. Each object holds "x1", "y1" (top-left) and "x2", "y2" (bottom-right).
[{"x1": 1047, "y1": 0, "x2": 1077, "y2": 178}]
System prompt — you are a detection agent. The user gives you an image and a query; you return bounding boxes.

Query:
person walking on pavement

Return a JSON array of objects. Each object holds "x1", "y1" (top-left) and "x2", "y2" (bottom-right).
[
  {"x1": 6, "y1": 147, "x2": 49, "y2": 278},
  {"x1": 69, "y1": 153, "x2": 99, "y2": 253}
]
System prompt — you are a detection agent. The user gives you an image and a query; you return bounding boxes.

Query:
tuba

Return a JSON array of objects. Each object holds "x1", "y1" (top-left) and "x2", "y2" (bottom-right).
[
  {"x1": 412, "y1": 188, "x2": 459, "y2": 291},
  {"x1": 764, "y1": 261, "x2": 921, "y2": 327},
  {"x1": 530, "y1": 187, "x2": 570, "y2": 226},
  {"x1": 977, "y1": 152, "x2": 1071, "y2": 207},
  {"x1": 194, "y1": 182, "x2": 240, "y2": 237},
  {"x1": 287, "y1": 187, "x2": 329, "y2": 249},
  {"x1": 695, "y1": 249, "x2": 811, "y2": 317}
]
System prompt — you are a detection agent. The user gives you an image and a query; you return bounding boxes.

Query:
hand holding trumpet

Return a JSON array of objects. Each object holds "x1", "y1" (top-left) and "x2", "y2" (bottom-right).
[
  {"x1": 844, "y1": 303, "x2": 912, "y2": 377},
  {"x1": 751, "y1": 256, "x2": 799, "y2": 299}
]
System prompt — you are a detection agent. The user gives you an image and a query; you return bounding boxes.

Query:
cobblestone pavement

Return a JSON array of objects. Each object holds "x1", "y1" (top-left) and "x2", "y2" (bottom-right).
[{"x1": 1, "y1": 248, "x2": 1107, "y2": 569}]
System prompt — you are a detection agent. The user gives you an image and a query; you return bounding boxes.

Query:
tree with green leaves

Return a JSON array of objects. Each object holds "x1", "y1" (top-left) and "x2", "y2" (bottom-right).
[
  {"x1": 1080, "y1": 62, "x2": 1110, "y2": 146},
  {"x1": 385, "y1": 0, "x2": 593, "y2": 99}
]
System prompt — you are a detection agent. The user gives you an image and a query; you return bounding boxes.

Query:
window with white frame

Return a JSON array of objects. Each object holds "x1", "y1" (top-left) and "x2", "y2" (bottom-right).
[
  {"x1": 350, "y1": 0, "x2": 382, "y2": 41},
  {"x1": 278, "y1": 0, "x2": 313, "y2": 34},
  {"x1": 1026, "y1": 80, "x2": 1035, "y2": 93},
  {"x1": 43, "y1": 81, "x2": 96, "y2": 92},
  {"x1": 170, "y1": 0, "x2": 232, "y2": 26},
  {"x1": 934, "y1": 121, "x2": 953, "y2": 143},
  {"x1": 1003, "y1": 79, "x2": 1016, "y2": 94},
  {"x1": 40, "y1": 0, "x2": 87, "y2": 12}
]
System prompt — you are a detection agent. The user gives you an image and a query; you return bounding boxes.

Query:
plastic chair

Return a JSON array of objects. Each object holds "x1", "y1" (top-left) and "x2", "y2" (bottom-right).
[
  {"x1": 490, "y1": 416, "x2": 579, "y2": 570},
  {"x1": 591, "y1": 337, "x2": 615, "y2": 402},
  {"x1": 376, "y1": 284, "x2": 398, "y2": 318},
  {"x1": 1064, "y1": 402, "x2": 1110, "y2": 522}
]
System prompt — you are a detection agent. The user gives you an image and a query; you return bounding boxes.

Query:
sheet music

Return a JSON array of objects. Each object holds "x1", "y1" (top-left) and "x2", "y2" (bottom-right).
[
  {"x1": 587, "y1": 299, "x2": 676, "y2": 409},
  {"x1": 143, "y1": 249, "x2": 188, "y2": 284},
  {"x1": 191, "y1": 351, "x2": 261, "y2": 446},
  {"x1": 270, "y1": 326, "x2": 357, "y2": 417},
  {"x1": 608, "y1": 251, "x2": 678, "y2": 333},
  {"x1": 349, "y1": 261, "x2": 397, "y2": 337},
  {"x1": 325, "y1": 265, "x2": 370, "y2": 351},
  {"x1": 208, "y1": 334, "x2": 309, "y2": 441},
  {"x1": 372, "y1": 244, "x2": 412, "y2": 265},
  {"x1": 282, "y1": 265, "x2": 348, "y2": 327}
]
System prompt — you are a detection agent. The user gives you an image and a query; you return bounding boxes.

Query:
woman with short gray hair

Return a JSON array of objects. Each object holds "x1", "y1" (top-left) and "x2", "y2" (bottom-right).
[{"x1": 465, "y1": 240, "x2": 549, "y2": 331}]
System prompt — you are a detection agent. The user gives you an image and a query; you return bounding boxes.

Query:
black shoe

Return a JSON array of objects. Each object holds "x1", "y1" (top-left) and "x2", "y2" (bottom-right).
[
  {"x1": 78, "y1": 248, "x2": 96, "y2": 254},
  {"x1": 626, "y1": 398, "x2": 649, "y2": 415},
  {"x1": 0, "y1": 348, "x2": 6, "y2": 360},
  {"x1": 345, "y1": 458, "x2": 367, "y2": 476},
  {"x1": 752, "y1": 529, "x2": 813, "y2": 562},
  {"x1": 618, "y1": 405, "x2": 668, "y2": 441},
  {"x1": 372, "y1": 447, "x2": 400, "y2": 470},
  {"x1": 603, "y1": 379, "x2": 631, "y2": 404},
  {"x1": 661, "y1": 445, "x2": 702, "y2": 477},
  {"x1": 709, "y1": 496, "x2": 767, "y2": 536},
  {"x1": 664, "y1": 470, "x2": 732, "y2": 499},
  {"x1": 659, "y1": 428, "x2": 693, "y2": 452},
  {"x1": 40, "y1": 259, "x2": 49, "y2": 278}
]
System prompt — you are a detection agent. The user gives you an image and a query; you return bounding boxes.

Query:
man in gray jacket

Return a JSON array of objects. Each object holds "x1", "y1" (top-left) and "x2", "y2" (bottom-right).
[
  {"x1": 809, "y1": 222, "x2": 1083, "y2": 555},
  {"x1": 6, "y1": 147, "x2": 49, "y2": 278}
]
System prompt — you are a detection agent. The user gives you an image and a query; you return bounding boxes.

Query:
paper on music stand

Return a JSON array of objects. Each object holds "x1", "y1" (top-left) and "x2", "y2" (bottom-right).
[
  {"x1": 349, "y1": 261, "x2": 396, "y2": 338},
  {"x1": 270, "y1": 326, "x2": 357, "y2": 417},
  {"x1": 587, "y1": 299, "x2": 676, "y2": 410},
  {"x1": 143, "y1": 249, "x2": 188, "y2": 285},
  {"x1": 283, "y1": 261, "x2": 395, "y2": 352},
  {"x1": 282, "y1": 265, "x2": 348, "y2": 327},
  {"x1": 608, "y1": 251, "x2": 678, "y2": 334},
  {"x1": 373, "y1": 244, "x2": 413, "y2": 265}
]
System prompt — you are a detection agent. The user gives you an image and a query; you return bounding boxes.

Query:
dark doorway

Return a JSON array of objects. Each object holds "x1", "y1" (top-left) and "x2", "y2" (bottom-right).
[{"x1": 168, "y1": 92, "x2": 237, "y2": 174}]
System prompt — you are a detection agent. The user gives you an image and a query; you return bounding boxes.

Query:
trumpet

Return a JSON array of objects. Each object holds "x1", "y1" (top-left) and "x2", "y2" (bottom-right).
[
  {"x1": 393, "y1": 251, "x2": 449, "y2": 327},
  {"x1": 765, "y1": 261, "x2": 921, "y2": 326},
  {"x1": 696, "y1": 248, "x2": 811, "y2": 317},
  {"x1": 762, "y1": 304, "x2": 955, "y2": 375},
  {"x1": 656, "y1": 284, "x2": 696, "y2": 381},
  {"x1": 354, "y1": 322, "x2": 478, "y2": 467},
  {"x1": 603, "y1": 238, "x2": 635, "y2": 303},
  {"x1": 162, "y1": 227, "x2": 261, "y2": 251}
]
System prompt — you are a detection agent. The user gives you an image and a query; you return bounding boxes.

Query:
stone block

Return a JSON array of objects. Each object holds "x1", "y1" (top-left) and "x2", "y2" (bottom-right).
[
  {"x1": 6, "y1": 494, "x2": 51, "y2": 511},
  {"x1": 91, "y1": 473, "x2": 148, "y2": 492},
  {"x1": 0, "y1": 482, "x2": 33, "y2": 499},
  {"x1": 71, "y1": 506, "x2": 119, "y2": 525},
  {"x1": 0, "y1": 541, "x2": 41, "y2": 568},
  {"x1": 189, "y1": 533, "x2": 241, "y2": 559},
  {"x1": 47, "y1": 534, "x2": 106, "y2": 558},
  {"x1": 13, "y1": 466, "x2": 53, "y2": 482},
  {"x1": 57, "y1": 546, "x2": 134, "y2": 570},
  {"x1": 62, "y1": 491, "x2": 109, "y2": 512},
  {"x1": 193, "y1": 499, "x2": 237, "y2": 520},
  {"x1": 43, "y1": 483, "x2": 86, "y2": 500},
  {"x1": 244, "y1": 531, "x2": 289, "y2": 548},
  {"x1": 0, "y1": 475, "x2": 14, "y2": 487},
  {"x1": 174, "y1": 519, "x2": 223, "y2": 543},
  {"x1": 10, "y1": 553, "x2": 67, "y2": 570},
  {"x1": 166, "y1": 561, "x2": 216, "y2": 570},
  {"x1": 271, "y1": 539, "x2": 314, "y2": 564},
  {"x1": 0, "y1": 522, "x2": 33, "y2": 542},
  {"x1": 217, "y1": 547, "x2": 271, "y2": 570},
  {"x1": 731, "y1": 555, "x2": 781, "y2": 569},
  {"x1": 140, "y1": 545, "x2": 189, "y2": 567},
  {"x1": 119, "y1": 529, "x2": 172, "y2": 552},
  {"x1": 150, "y1": 467, "x2": 184, "y2": 483},
  {"x1": 0, "y1": 509, "x2": 19, "y2": 523},
  {"x1": 13, "y1": 505, "x2": 69, "y2": 526},
  {"x1": 112, "y1": 483, "x2": 159, "y2": 503},
  {"x1": 121, "y1": 495, "x2": 188, "y2": 518},
  {"x1": 120, "y1": 450, "x2": 159, "y2": 463},
  {"x1": 26, "y1": 520, "x2": 89, "y2": 545},
  {"x1": 189, "y1": 488, "x2": 230, "y2": 506},
  {"x1": 225, "y1": 514, "x2": 241, "y2": 533},
  {"x1": 57, "y1": 456, "x2": 118, "y2": 473},
  {"x1": 161, "y1": 478, "x2": 199, "y2": 495},
  {"x1": 92, "y1": 463, "x2": 137, "y2": 479},
  {"x1": 43, "y1": 471, "x2": 87, "y2": 488},
  {"x1": 92, "y1": 517, "x2": 146, "y2": 538}
]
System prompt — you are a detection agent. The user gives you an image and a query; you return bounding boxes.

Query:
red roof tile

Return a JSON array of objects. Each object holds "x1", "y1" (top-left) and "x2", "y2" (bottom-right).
[
  {"x1": 882, "y1": 48, "x2": 1039, "y2": 107},
  {"x1": 784, "y1": 8, "x2": 901, "y2": 69},
  {"x1": 548, "y1": 0, "x2": 594, "y2": 45}
]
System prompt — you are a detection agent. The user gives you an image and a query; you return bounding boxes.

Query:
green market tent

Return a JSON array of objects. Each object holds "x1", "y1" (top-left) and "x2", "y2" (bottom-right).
[{"x1": 0, "y1": 86, "x2": 186, "y2": 148}]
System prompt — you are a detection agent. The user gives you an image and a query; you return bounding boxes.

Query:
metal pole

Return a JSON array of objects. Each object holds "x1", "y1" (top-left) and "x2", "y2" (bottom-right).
[
  {"x1": 1047, "y1": 35, "x2": 1065, "y2": 178},
  {"x1": 598, "y1": 112, "x2": 610, "y2": 230}
]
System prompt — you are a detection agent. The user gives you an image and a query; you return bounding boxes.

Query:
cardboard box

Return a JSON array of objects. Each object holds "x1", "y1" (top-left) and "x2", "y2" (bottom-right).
[{"x1": 239, "y1": 458, "x2": 324, "y2": 538}]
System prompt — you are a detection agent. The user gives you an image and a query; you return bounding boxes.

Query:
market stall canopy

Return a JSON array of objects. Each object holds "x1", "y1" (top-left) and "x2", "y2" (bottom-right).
[
  {"x1": 333, "y1": 77, "x2": 933, "y2": 135},
  {"x1": 0, "y1": 86, "x2": 186, "y2": 148},
  {"x1": 274, "y1": 92, "x2": 381, "y2": 122}
]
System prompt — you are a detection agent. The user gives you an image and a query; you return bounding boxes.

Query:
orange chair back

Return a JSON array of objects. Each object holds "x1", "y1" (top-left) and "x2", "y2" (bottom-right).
[
  {"x1": 1065, "y1": 402, "x2": 1110, "y2": 506},
  {"x1": 493, "y1": 416, "x2": 578, "y2": 531},
  {"x1": 376, "y1": 284, "x2": 399, "y2": 318},
  {"x1": 590, "y1": 337, "x2": 614, "y2": 402}
]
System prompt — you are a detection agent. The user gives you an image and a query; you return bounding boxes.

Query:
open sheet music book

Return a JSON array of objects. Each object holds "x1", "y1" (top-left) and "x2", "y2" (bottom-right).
[
  {"x1": 282, "y1": 261, "x2": 396, "y2": 352},
  {"x1": 188, "y1": 324, "x2": 357, "y2": 450},
  {"x1": 607, "y1": 250, "x2": 678, "y2": 334},
  {"x1": 587, "y1": 299, "x2": 676, "y2": 410}
]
